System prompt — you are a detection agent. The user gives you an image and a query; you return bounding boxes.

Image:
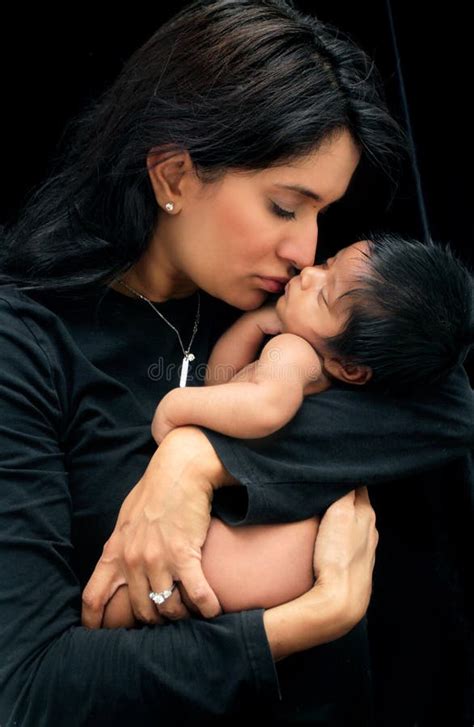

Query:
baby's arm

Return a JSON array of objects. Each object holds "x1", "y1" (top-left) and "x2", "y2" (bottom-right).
[
  {"x1": 205, "y1": 303, "x2": 282, "y2": 385},
  {"x1": 152, "y1": 333, "x2": 327, "y2": 442}
]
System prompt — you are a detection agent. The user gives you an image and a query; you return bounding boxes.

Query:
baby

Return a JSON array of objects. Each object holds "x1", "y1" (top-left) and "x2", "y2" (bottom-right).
[
  {"x1": 102, "y1": 233, "x2": 472, "y2": 628},
  {"x1": 152, "y1": 233, "x2": 473, "y2": 443}
]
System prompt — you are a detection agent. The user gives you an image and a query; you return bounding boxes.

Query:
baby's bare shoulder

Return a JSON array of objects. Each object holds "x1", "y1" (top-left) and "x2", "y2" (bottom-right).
[
  {"x1": 260, "y1": 332, "x2": 320, "y2": 365},
  {"x1": 256, "y1": 333, "x2": 323, "y2": 388}
]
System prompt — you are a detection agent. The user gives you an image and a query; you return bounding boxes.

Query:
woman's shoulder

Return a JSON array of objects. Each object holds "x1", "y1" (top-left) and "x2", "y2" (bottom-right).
[
  {"x1": 0, "y1": 285, "x2": 87, "y2": 408},
  {"x1": 0, "y1": 285, "x2": 76, "y2": 428},
  {"x1": 0, "y1": 283, "x2": 76, "y2": 355},
  {"x1": 0, "y1": 282, "x2": 62, "y2": 318}
]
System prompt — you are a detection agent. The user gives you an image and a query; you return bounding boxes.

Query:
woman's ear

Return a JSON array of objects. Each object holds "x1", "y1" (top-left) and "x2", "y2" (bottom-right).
[
  {"x1": 323, "y1": 356, "x2": 372, "y2": 386},
  {"x1": 146, "y1": 147, "x2": 196, "y2": 210}
]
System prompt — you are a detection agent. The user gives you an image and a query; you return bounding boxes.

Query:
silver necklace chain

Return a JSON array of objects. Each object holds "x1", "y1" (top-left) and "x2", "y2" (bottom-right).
[{"x1": 117, "y1": 278, "x2": 201, "y2": 387}]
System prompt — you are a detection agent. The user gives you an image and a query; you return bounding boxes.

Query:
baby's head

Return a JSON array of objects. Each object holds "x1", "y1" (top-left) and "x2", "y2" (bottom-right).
[{"x1": 276, "y1": 233, "x2": 473, "y2": 393}]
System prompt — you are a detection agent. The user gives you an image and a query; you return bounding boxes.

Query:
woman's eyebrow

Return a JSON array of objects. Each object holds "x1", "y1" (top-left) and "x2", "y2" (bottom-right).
[{"x1": 274, "y1": 184, "x2": 323, "y2": 202}]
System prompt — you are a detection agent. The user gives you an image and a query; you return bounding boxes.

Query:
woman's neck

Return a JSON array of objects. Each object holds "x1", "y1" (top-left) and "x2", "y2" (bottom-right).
[{"x1": 109, "y1": 248, "x2": 198, "y2": 303}]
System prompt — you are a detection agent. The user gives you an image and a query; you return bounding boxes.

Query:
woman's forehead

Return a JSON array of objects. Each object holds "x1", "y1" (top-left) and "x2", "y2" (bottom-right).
[{"x1": 259, "y1": 132, "x2": 360, "y2": 199}]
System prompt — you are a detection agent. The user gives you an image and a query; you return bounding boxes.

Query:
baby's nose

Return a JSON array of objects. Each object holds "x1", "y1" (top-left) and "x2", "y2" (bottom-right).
[{"x1": 300, "y1": 265, "x2": 324, "y2": 289}]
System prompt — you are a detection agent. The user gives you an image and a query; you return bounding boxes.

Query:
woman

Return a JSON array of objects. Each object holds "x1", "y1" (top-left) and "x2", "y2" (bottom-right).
[{"x1": 0, "y1": 1, "x2": 471, "y2": 725}]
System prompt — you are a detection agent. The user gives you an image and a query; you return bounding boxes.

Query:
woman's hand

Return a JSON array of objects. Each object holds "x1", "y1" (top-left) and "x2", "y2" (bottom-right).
[
  {"x1": 311, "y1": 486, "x2": 378, "y2": 619},
  {"x1": 263, "y1": 487, "x2": 378, "y2": 661},
  {"x1": 81, "y1": 427, "x2": 239, "y2": 629}
]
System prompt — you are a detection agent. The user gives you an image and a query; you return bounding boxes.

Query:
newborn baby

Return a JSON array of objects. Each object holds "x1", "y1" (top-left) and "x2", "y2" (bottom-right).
[{"x1": 152, "y1": 233, "x2": 473, "y2": 442}]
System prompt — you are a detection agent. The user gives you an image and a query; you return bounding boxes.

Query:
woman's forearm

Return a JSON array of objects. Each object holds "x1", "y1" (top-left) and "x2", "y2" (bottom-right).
[
  {"x1": 104, "y1": 575, "x2": 357, "y2": 664},
  {"x1": 266, "y1": 487, "x2": 378, "y2": 661},
  {"x1": 263, "y1": 584, "x2": 351, "y2": 662}
]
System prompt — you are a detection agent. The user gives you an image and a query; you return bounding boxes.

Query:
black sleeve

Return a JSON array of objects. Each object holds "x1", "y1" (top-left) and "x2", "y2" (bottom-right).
[
  {"x1": 0, "y1": 296, "x2": 281, "y2": 727},
  {"x1": 204, "y1": 368, "x2": 474, "y2": 524}
]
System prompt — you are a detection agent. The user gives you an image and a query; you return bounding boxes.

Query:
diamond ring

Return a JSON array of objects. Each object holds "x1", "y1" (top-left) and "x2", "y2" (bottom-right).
[{"x1": 149, "y1": 582, "x2": 177, "y2": 605}]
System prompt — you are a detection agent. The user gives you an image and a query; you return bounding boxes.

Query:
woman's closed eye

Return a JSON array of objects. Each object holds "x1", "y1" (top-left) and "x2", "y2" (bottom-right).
[
  {"x1": 271, "y1": 202, "x2": 296, "y2": 220},
  {"x1": 270, "y1": 202, "x2": 332, "y2": 221}
]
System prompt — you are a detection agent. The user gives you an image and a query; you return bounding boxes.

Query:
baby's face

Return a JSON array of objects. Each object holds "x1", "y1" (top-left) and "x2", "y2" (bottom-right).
[{"x1": 275, "y1": 240, "x2": 370, "y2": 350}]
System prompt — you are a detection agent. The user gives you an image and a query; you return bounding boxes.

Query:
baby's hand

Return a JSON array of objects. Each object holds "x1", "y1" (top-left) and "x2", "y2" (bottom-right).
[
  {"x1": 253, "y1": 302, "x2": 283, "y2": 336},
  {"x1": 151, "y1": 393, "x2": 178, "y2": 444}
]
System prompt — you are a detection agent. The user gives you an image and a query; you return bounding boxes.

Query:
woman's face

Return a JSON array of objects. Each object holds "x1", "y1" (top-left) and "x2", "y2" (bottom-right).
[
  {"x1": 140, "y1": 128, "x2": 361, "y2": 308},
  {"x1": 275, "y1": 240, "x2": 371, "y2": 350}
]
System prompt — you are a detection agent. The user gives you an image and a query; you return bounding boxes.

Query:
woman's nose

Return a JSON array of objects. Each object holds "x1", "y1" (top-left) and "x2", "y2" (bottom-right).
[{"x1": 280, "y1": 222, "x2": 318, "y2": 272}]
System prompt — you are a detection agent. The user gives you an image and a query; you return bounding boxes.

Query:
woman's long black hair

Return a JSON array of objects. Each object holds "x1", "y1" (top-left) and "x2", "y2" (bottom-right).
[{"x1": 0, "y1": 0, "x2": 406, "y2": 300}]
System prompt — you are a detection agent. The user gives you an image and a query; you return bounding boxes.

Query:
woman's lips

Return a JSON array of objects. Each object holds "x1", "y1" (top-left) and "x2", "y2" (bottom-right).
[{"x1": 258, "y1": 277, "x2": 288, "y2": 293}]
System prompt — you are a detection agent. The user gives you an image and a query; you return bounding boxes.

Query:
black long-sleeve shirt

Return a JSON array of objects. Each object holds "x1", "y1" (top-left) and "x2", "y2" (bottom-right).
[{"x1": 0, "y1": 283, "x2": 472, "y2": 726}]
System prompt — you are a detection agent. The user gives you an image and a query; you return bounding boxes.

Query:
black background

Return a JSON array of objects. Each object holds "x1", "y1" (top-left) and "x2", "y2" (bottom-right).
[
  {"x1": 1, "y1": 3, "x2": 472, "y2": 725},
  {"x1": 1, "y1": 2, "x2": 471, "y2": 255}
]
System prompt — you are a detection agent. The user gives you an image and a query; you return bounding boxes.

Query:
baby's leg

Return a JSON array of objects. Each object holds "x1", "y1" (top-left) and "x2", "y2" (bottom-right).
[
  {"x1": 102, "y1": 516, "x2": 319, "y2": 627},
  {"x1": 103, "y1": 584, "x2": 138, "y2": 628},
  {"x1": 197, "y1": 516, "x2": 319, "y2": 612}
]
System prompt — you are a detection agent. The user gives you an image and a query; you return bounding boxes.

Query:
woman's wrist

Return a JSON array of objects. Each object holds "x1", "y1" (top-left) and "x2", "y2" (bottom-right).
[{"x1": 263, "y1": 580, "x2": 355, "y2": 662}]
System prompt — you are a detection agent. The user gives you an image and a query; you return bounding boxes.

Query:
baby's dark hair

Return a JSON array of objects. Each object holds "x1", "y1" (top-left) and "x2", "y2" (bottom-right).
[{"x1": 323, "y1": 232, "x2": 474, "y2": 394}]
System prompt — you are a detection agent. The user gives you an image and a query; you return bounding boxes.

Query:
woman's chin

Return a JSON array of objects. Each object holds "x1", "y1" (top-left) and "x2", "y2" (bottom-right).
[{"x1": 220, "y1": 288, "x2": 269, "y2": 311}]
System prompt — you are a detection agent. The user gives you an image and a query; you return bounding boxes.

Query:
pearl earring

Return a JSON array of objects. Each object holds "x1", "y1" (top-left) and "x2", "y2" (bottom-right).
[{"x1": 165, "y1": 202, "x2": 174, "y2": 212}]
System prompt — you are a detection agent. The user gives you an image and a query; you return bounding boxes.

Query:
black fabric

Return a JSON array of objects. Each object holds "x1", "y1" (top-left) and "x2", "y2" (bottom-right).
[
  {"x1": 0, "y1": 284, "x2": 378, "y2": 727},
  {"x1": 206, "y1": 371, "x2": 473, "y2": 523},
  {"x1": 202, "y1": 322, "x2": 474, "y2": 725},
  {"x1": 367, "y1": 462, "x2": 474, "y2": 726}
]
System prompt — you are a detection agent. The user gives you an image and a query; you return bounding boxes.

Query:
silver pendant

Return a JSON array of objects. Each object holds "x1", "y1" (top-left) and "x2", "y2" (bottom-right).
[{"x1": 179, "y1": 352, "x2": 195, "y2": 387}]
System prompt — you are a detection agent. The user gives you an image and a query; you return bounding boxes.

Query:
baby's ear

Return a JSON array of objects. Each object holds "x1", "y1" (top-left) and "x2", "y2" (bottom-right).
[{"x1": 323, "y1": 357, "x2": 372, "y2": 386}]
